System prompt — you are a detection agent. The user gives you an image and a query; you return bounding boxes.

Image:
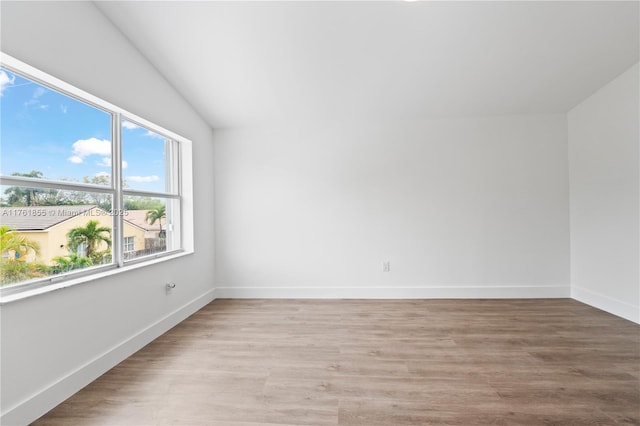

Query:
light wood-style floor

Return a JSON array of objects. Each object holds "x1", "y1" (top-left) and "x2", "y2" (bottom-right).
[{"x1": 33, "y1": 299, "x2": 639, "y2": 425}]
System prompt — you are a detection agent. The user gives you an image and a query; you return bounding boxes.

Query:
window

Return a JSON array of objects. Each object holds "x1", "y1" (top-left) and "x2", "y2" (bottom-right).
[
  {"x1": 120, "y1": 121, "x2": 181, "y2": 261},
  {"x1": 76, "y1": 242, "x2": 88, "y2": 257},
  {"x1": 123, "y1": 237, "x2": 135, "y2": 253},
  {"x1": 0, "y1": 53, "x2": 190, "y2": 295}
]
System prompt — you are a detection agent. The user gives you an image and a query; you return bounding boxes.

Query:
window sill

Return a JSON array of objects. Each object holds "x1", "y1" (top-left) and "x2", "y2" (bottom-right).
[{"x1": 0, "y1": 250, "x2": 193, "y2": 305}]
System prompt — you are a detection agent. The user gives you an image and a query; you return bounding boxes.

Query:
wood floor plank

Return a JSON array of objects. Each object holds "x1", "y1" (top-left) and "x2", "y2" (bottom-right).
[{"x1": 32, "y1": 299, "x2": 640, "y2": 425}]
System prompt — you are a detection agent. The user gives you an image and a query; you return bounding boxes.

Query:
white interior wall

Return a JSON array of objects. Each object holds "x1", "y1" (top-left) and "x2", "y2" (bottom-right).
[
  {"x1": 1, "y1": 1, "x2": 637, "y2": 424},
  {"x1": 0, "y1": 2, "x2": 215, "y2": 425},
  {"x1": 214, "y1": 115, "x2": 570, "y2": 298},
  {"x1": 568, "y1": 63, "x2": 640, "y2": 323}
]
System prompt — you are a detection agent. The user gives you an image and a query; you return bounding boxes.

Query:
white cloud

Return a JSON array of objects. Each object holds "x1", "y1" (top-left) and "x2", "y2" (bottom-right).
[
  {"x1": 96, "y1": 157, "x2": 128, "y2": 169},
  {"x1": 96, "y1": 156, "x2": 111, "y2": 167},
  {"x1": 60, "y1": 104, "x2": 68, "y2": 114},
  {"x1": 68, "y1": 138, "x2": 111, "y2": 165},
  {"x1": 68, "y1": 138, "x2": 130, "y2": 169},
  {"x1": 0, "y1": 70, "x2": 15, "y2": 96},
  {"x1": 122, "y1": 120, "x2": 139, "y2": 130},
  {"x1": 94, "y1": 172, "x2": 110, "y2": 178},
  {"x1": 127, "y1": 175, "x2": 159, "y2": 183}
]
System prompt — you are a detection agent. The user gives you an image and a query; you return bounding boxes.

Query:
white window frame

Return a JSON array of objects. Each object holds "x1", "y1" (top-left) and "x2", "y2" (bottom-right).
[{"x1": 0, "y1": 52, "x2": 194, "y2": 301}]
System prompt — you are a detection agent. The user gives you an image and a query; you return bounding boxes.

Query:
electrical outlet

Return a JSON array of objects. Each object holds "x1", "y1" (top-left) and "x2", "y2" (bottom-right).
[{"x1": 383, "y1": 261, "x2": 390, "y2": 272}]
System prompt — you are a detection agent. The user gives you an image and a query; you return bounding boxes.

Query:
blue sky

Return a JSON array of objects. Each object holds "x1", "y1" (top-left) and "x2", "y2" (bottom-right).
[{"x1": 0, "y1": 67, "x2": 167, "y2": 193}]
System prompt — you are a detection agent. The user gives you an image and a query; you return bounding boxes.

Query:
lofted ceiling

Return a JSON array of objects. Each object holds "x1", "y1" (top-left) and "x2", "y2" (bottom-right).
[{"x1": 96, "y1": 1, "x2": 639, "y2": 128}]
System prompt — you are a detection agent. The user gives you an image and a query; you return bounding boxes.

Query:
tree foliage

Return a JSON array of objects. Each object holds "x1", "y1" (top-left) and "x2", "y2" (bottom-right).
[
  {"x1": 67, "y1": 220, "x2": 112, "y2": 259},
  {"x1": 145, "y1": 205, "x2": 166, "y2": 237},
  {"x1": 0, "y1": 225, "x2": 40, "y2": 260},
  {"x1": 0, "y1": 260, "x2": 48, "y2": 285},
  {"x1": 124, "y1": 197, "x2": 164, "y2": 211},
  {"x1": 3, "y1": 171, "x2": 60, "y2": 206},
  {"x1": 2, "y1": 171, "x2": 113, "y2": 210},
  {"x1": 51, "y1": 254, "x2": 94, "y2": 274}
]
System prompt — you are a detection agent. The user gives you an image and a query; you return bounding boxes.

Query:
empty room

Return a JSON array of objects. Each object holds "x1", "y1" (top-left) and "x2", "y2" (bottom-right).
[{"x1": 0, "y1": 1, "x2": 638, "y2": 425}]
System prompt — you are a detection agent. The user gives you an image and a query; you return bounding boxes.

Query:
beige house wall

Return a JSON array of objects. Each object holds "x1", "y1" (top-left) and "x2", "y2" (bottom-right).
[
  {"x1": 16, "y1": 207, "x2": 145, "y2": 265},
  {"x1": 124, "y1": 222, "x2": 146, "y2": 253}
]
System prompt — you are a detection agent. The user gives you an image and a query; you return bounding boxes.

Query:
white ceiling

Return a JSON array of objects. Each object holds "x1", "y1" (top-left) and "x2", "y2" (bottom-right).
[{"x1": 96, "y1": 1, "x2": 639, "y2": 128}]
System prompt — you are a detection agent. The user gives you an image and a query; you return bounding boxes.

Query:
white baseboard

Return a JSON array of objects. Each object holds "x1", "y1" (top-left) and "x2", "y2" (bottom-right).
[
  {"x1": 572, "y1": 285, "x2": 640, "y2": 324},
  {"x1": 214, "y1": 285, "x2": 570, "y2": 299},
  {"x1": 1, "y1": 289, "x2": 215, "y2": 426}
]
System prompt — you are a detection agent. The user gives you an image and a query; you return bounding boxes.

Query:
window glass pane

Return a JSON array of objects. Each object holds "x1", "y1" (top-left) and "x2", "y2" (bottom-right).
[
  {"x1": 123, "y1": 236, "x2": 135, "y2": 253},
  {"x1": 123, "y1": 196, "x2": 180, "y2": 261},
  {"x1": 0, "y1": 67, "x2": 112, "y2": 185},
  {"x1": 121, "y1": 119, "x2": 175, "y2": 193},
  {"x1": 0, "y1": 186, "x2": 114, "y2": 286}
]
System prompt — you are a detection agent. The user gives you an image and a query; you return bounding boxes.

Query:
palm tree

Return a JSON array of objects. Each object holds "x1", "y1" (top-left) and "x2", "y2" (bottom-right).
[
  {"x1": 0, "y1": 225, "x2": 40, "y2": 260},
  {"x1": 67, "y1": 220, "x2": 112, "y2": 258},
  {"x1": 145, "y1": 205, "x2": 166, "y2": 238}
]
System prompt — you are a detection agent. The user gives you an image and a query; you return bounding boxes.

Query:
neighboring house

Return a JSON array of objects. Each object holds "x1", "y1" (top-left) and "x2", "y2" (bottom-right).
[
  {"x1": 124, "y1": 210, "x2": 163, "y2": 239},
  {"x1": 0, "y1": 205, "x2": 146, "y2": 265}
]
